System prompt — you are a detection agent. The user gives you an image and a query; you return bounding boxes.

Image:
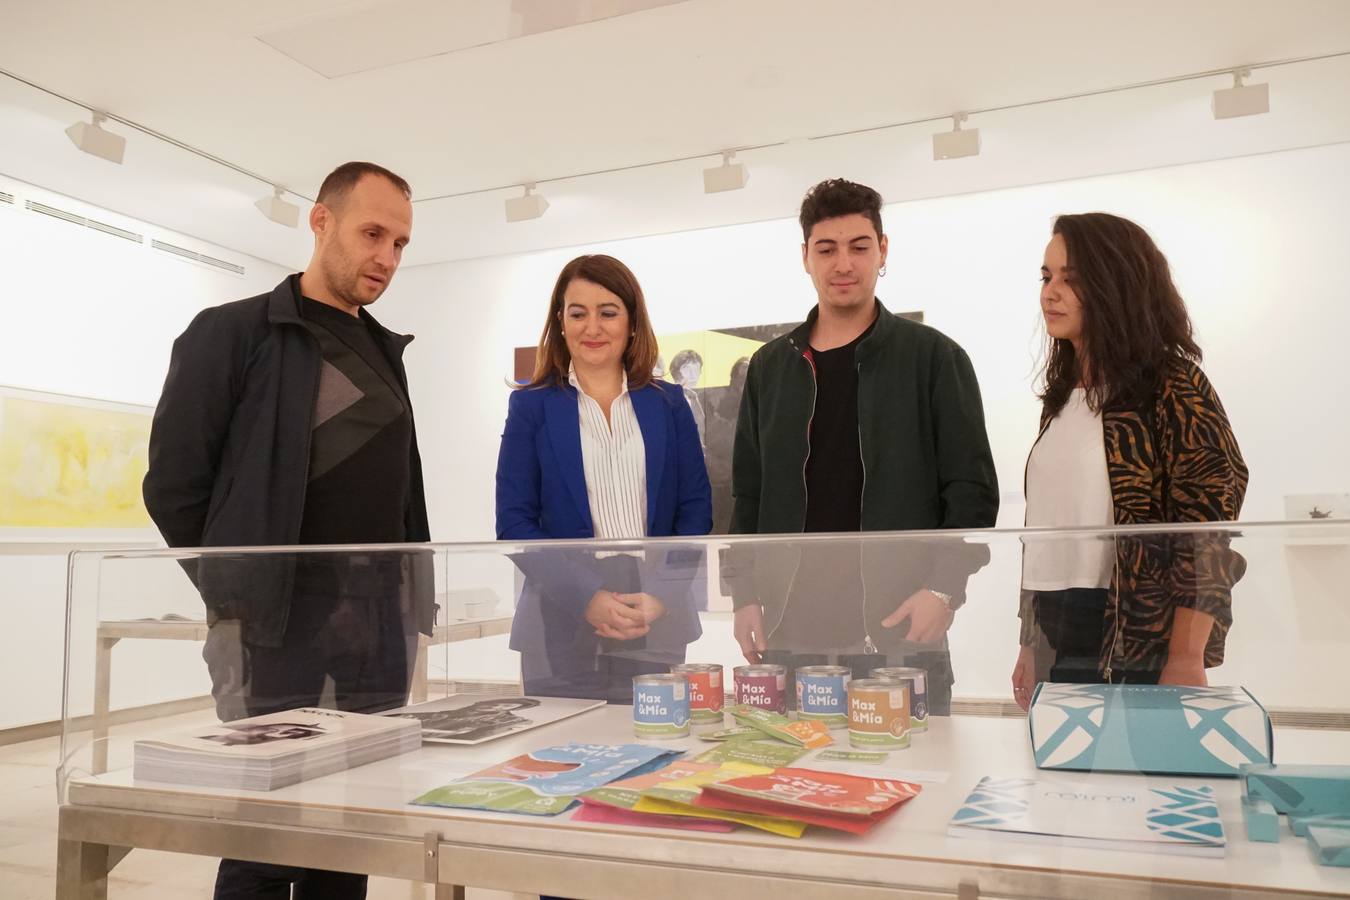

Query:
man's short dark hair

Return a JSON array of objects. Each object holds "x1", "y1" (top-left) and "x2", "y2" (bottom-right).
[
  {"x1": 316, "y1": 161, "x2": 412, "y2": 211},
  {"x1": 799, "y1": 179, "x2": 884, "y2": 242}
]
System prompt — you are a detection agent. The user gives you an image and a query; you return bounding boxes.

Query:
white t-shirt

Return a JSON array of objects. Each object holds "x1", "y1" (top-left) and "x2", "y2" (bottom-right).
[{"x1": 1022, "y1": 388, "x2": 1115, "y2": 591}]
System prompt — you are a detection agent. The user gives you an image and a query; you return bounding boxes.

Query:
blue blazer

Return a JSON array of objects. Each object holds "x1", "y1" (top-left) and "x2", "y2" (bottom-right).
[{"x1": 495, "y1": 379, "x2": 712, "y2": 540}]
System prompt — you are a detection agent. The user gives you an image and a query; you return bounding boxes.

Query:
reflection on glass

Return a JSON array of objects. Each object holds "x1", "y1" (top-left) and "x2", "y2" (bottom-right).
[{"x1": 508, "y1": 546, "x2": 705, "y2": 702}]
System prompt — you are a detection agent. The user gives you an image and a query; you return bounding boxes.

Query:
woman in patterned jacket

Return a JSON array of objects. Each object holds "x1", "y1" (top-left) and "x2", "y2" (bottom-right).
[{"x1": 1011, "y1": 213, "x2": 1248, "y2": 710}]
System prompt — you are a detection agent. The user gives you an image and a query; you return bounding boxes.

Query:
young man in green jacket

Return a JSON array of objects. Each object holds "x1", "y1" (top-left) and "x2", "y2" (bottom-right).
[{"x1": 729, "y1": 179, "x2": 999, "y2": 713}]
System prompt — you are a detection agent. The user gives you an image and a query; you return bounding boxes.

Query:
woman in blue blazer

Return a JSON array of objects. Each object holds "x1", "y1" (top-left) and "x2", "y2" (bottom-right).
[{"x1": 496, "y1": 254, "x2": 712, "y2": 701}]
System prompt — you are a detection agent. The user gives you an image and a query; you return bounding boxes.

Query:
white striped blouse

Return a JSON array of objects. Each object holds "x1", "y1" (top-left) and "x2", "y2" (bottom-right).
[{"x1": 569, "y1": 367, "x2": 648, "y2": 539}]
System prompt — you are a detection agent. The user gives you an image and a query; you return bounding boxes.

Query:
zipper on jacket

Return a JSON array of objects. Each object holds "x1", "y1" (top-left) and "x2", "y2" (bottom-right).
[
  {"x1": 272, "y1": 326, "x2": 324, "y2": 644},
  {"x1": 858, "y1": 359, "x2": 875, "y2": 654},
  {"x1": 767, "y1": 343, "x2": 817, "y2": 645}
]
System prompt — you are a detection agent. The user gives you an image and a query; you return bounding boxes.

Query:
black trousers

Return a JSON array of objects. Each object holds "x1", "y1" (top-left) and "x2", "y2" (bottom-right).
[
  {"x1": 206, "y1": 590, "x2": 417, "y2": 900},
  {"x1": 1031, "y1": 587, "x2": 1161, "y2": 685}
]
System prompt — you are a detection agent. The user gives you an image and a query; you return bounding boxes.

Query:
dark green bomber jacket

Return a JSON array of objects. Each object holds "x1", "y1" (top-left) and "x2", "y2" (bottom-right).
[{"x1": 728, "y1": 299, "x2": 1000, "y2": 621}]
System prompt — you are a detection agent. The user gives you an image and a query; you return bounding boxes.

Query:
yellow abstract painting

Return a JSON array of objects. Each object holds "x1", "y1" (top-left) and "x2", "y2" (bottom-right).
[{"x1": 0, "y1": 391, "x2": 152, "y2": 528}]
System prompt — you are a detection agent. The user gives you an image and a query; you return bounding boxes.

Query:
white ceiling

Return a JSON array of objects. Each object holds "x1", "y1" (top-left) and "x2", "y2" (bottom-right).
[{"x1": 1, "y1": 0, "x2": 1348, "y2": 270}]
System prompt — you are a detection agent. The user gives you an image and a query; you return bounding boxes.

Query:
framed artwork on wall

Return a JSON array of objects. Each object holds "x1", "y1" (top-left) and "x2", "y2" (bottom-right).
[{"x1": 0, "y1": 385, "x2": 157, "y2": 539}]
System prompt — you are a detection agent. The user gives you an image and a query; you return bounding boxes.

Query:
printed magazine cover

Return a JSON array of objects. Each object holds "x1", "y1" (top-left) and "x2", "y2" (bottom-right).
[
  {"x1": 948, "y1": 776, "x2": 1226, "y2": 857},
  {"x1": 381, "y1": 694, "x2": 604, "y2": 744}
]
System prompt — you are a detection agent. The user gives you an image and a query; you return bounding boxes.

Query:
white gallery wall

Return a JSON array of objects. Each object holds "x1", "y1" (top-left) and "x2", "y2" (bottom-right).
[
  {"x1": 0, "y1": 175, "x2": 291, "y2": 729},
  {"x1": 0, "y1": 176, "x2": 292, "y2": 404}
]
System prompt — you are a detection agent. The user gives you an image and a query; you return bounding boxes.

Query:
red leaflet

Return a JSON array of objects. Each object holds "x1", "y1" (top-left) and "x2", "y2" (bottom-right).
[{"x1": 692, "y1": 768, "x2": 921, "y2": 834}]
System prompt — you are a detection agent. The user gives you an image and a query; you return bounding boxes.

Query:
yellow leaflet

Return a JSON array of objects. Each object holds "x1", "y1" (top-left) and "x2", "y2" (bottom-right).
[
  {"x1": 631, "y1": 796, "x2": 806, "y2": 838},
  {"x1": 631, "y1": 762, "x2": 805, "y2": 837}
]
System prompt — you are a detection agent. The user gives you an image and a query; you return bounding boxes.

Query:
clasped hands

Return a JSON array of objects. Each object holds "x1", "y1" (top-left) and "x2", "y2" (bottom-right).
[
  {"x1": 585, "y1": 590, "x2": 665, "y2": 640},
  {"x1": 734, "y1": 588, "x2": 955, "y2": 663}
]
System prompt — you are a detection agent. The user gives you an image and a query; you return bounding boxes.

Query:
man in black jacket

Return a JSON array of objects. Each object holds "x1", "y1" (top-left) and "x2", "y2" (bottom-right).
[
  {"x1": 143, "y1": 161, "x2": 429, "y2": 900},
  {"x1": 729, "y1": 179, "x2": 999, "y2": 713}
]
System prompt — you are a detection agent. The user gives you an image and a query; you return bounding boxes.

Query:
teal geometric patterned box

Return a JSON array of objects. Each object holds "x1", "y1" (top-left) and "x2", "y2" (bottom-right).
[
  {"x1": 1029, "y1": 683, "x2": 1273, "y2": 777},
  {"x1": 1243, "y1": 765, "x2": 1350, "y2": 816}
]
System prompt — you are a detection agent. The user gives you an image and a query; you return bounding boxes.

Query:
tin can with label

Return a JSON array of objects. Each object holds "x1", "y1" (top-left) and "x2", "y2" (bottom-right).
[
  {"x1": 670, "y1": 663, "x2": 725, "y2": 729},
  {"x1": 733, "y1": 664, "x2": 787, "y2": 715},
  {"x1": 632, "y1": 674, "x2": 690, "y2": 740},
  {"x1": 847, "y1": 678, "x2": 911, "y2": 750},
  {"x1": 872, "y1": 666, "x2": 928, "y2": 732},
  {"x1": 795, "y1": 665, "x2": 851, "y2": 728}
]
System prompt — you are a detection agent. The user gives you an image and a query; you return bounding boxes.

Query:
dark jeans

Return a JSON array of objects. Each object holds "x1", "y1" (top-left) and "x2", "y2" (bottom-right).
[
  {"x1": 1032, "y1": 588, "x2": 1161, "y2": 685},
  {"x1": 205, "y1": 592, "x2": 417, "y2": 900},
  {"x1": 214, "y1": 863, "x2": 366, "y2": 900}
]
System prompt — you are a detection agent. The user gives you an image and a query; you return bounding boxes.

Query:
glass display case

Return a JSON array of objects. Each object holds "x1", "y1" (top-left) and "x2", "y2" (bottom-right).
[{"x1": 55, "y1": 521, "x2": 1350, "y2": 898}]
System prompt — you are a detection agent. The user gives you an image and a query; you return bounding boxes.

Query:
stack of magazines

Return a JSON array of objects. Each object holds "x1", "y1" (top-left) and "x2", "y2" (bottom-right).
[{"x1": 134, "y1": 708, "x2": 422, "y2": 791}]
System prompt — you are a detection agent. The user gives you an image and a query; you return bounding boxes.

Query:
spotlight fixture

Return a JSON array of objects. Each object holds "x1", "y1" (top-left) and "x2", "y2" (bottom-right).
[
  {"x1": 505, "y1": 183, "x2": 549, "y2": 222},
  {"x1": 1212, "y1": 67, "x2": 1269, "y2": 120},
  {"x1": 932, "y1": 112, "x2": 980, "y2": 161},
  {"x1": 65, "y1": 112, "x2": 125, "y2": 165},
  {"x1": 255, "y1": 186, "x2": 300, "y2": 228},
  {"x1": 703, "y1": 151, "x2": 749, "y2": 193}
]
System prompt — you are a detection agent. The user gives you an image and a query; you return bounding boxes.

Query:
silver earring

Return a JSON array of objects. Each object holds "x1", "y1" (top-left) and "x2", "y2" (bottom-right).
[{"x1": 879, "y1": 265, "x2": 888, "y2": 277}]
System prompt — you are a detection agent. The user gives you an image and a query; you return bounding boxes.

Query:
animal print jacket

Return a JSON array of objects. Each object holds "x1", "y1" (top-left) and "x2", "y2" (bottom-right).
[{"x1": 1019, "y1": 358, "x2": 1249, "y2": 676}]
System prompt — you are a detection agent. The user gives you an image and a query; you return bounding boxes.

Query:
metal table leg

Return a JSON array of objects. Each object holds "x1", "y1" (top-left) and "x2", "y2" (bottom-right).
[{"x1": 91, "y1": 635, "x2": 119, "y2": 775}]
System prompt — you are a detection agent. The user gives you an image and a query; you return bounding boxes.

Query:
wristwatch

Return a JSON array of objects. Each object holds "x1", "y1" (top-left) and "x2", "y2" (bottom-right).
[{"x1": 928, "y1": 589, "x2": 956, "y2": 610}]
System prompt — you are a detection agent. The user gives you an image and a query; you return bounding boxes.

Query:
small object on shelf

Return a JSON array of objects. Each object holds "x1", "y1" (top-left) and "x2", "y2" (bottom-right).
[
  {"x1": 848, "y1": 678, "x2": 911, "y2": 751},
  {"x1": 1290, "y1": 812, "x2": 1350, "y2": 837},
  {"x1": 1308, "y1": 825, "x2": 1350, "y2": 867},
  {"x1": 734, "y1": 664, "x2": 788, "y2": 715},
  {"x1": 695, "y1": 737, "x2": 811, "y2": 768},
  {"x1": 795, "y1": 665, "x2": 852, "y2": 729},
  {"x1": 632, "y1": 674, "x2": 690, "y2": 741},
  {"x1": 1242, "y1": 795, "x2": 1281, "y2": 843},
  {"x1": 670, "y1": 663, "x2": 725, "y2": 730},
  {"x1": 816, "y1": 749, "x2": 887, "y2": 764},
  {"x1": 1242, "y1": 764, "x2": 1350, "y2": 816},
  {"x1": 696, "y1": 725, "x2": 758, "y2": 742},
  {"x1": 1029, "y1": 684, "x2": 1272, "y2": 776},
  {"x1": 727, "y1": 704, "x2": 833, "y2": 749},
  {"x1": 871, "y1": 666, "x2": 929, "y2": 732}
]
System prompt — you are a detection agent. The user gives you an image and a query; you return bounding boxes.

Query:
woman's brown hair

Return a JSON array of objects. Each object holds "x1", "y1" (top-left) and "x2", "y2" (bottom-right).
[
  {"x1": 1039, "y1": 213, "x2": 1202, "y2": 418},
  {"x1": 523, "y1": 254, "x2": 659, "y2": 390}
]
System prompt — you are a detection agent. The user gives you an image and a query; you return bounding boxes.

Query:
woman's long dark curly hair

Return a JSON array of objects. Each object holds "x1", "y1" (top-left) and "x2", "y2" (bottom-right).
[{"x1": 1040, "y1": 212, "x2": 1202, "y2": 418}]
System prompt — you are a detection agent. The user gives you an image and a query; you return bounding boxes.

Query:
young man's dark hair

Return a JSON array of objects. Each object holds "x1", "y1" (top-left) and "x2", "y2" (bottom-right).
[{"x1": 798, "y1": 178, "x2": 884, "y2": 242}]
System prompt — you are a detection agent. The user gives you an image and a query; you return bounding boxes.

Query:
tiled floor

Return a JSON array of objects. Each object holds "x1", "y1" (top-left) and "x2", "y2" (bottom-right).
[{"x1": 0, "y1": 710, "x2": 534, "y2": 899}]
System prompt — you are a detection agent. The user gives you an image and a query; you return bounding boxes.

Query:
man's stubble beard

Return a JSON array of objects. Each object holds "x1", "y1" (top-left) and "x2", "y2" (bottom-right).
[{"x1": 322, "y1": 243, "x2": 371, "y2": 309}]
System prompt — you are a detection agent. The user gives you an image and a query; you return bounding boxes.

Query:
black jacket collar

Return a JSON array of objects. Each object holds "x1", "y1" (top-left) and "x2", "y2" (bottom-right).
[
  {"x1": 267, "y1": 273, "x2": 413, "y2": 352},
  {"x1": 787, "y1": 297, "x2": 896, "y2": 357}
]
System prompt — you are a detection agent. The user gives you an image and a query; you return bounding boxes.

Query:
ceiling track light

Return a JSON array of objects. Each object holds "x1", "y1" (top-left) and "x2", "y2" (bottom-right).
[
  {"x1": 65, "y1": 111, "x2": 126, "y2": 165},
  {"x1": 703, "y1": 150, "x2": 749, "y2": 193},
  {"x1": 255, "y1": 185, "x2": 300, "y2": 228},
  {"x1": 932, "y1": 112, "x2": 981, "y2": 161},
  {"x1": 1212, "y1": 67, "x2": 1270, "y2": 119},
  {"x1": 505, "y1": 182, "x2": 549, "y2": 222}
]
